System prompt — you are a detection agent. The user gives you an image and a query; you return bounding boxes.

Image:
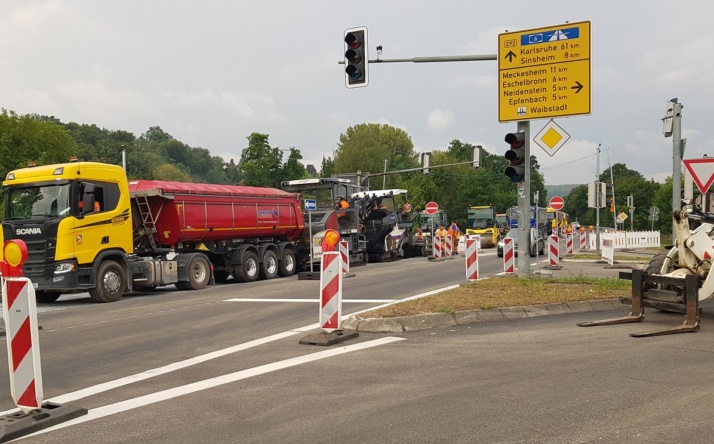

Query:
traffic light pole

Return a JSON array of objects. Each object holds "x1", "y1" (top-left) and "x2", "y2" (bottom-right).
[
  {"x1": 338, "y1": 54, "x2": 497, "y2": 65},
  {"x1": 517, "y1": 121, "x2": 531, "y2": 276}
]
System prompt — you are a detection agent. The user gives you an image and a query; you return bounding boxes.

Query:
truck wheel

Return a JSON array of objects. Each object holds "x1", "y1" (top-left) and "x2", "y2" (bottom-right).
[
  {"x1": 184, "y1": 255, "x2": 211, "y2": 290},
  {"x1": 89, "y1": 260, "x2": 127, "y2": 303},
  {"x1": 261, "y1": 250, "x2": 279, "y2": 279},
  {"x1": 35, "y1": 291, "x2": 61, "y2": 303},
  {"x1": 234, "y1": 251, "x2": 259, "y2": 282},
  {"x1": 278, "y1": 249, "x2": 296, "y2": 277}
]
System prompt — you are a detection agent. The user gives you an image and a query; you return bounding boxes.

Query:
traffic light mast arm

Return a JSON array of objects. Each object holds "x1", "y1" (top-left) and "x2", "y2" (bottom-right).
[
  {"x1": 357, "y1": 160, "x2": 480, "y2": 184},
  {"x1": 338, "y1": 54, "x2": 497, "y2": 64}
]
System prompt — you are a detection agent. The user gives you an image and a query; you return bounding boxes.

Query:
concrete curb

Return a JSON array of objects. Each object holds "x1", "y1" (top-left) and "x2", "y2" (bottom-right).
[{"x1": 342, "y1": 298, "x2": 624, "y2": 333}]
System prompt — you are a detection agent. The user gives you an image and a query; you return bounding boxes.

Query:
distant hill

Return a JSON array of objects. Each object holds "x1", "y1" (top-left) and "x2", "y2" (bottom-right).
[{"x1": 546, "y1": 184, "x2": 578, "y2": 200}]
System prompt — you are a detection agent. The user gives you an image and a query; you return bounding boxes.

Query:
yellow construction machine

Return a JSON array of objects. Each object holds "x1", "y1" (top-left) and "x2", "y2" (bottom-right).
[{"x1": 465, "y1": 205, "x2": 500, "y2": 248}]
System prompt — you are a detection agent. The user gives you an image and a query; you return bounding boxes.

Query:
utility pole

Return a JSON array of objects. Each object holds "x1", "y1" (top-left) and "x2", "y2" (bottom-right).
[
  {"x1": 664, "y1": 98, "x2": 684, "y2": 237},
  {"x1": 595, "y1": 143, "x2": 596, "y2": 256},
  {"x1": 517, "y1": 121, "x2": 531, "y2": 276}
]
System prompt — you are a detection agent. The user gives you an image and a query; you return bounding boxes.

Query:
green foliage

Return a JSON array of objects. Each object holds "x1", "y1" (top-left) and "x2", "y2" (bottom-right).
[
  {"x1": 561, "y1": 163, "x2": 666, "y2": 232},
  {"x1": 333, "y1": 123, "x2": 418, "y2": 190},
  {"x1": 152, "y1": 164, "x2": 193, "y2": 182},
  {"x1": 0, "y1": 109, "x2": 75, "y2": 179}
]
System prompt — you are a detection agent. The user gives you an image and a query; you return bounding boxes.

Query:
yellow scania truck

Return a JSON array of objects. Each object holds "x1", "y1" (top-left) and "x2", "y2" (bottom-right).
[{"x1": 1, "y1": 160, "x2": 305, "y2": 303}]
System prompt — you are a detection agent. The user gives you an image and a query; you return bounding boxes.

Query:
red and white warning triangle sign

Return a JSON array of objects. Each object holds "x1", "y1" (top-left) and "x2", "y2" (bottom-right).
[{"x1": 683, "y1": 158, "x2": 714, "y2": 194}]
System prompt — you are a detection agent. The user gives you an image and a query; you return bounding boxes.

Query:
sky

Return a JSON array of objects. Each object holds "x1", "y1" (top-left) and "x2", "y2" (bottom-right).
[{"x1": 1, "y1": 0, "x2": 712, "y2": 185}]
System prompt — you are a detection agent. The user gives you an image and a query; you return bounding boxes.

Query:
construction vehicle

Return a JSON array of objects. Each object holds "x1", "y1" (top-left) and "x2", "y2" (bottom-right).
[
  {"x1": 411, "y1": 209, "x2": 448, "y2": 256},
  {"x1": 351, "y1": 189, "x2": 417, "y2": 261},
  {"x1": 465, "y1": 205, "x2": 500, "y2": 248},
  {"x1": 280, "y1": 177, "x2": 368, "y2": 268},
  {"x1": 1, "y1": 161, "x2": 306, "y2": 303},
  {"x1": 578, "y1": 201, "x2": 712, "y2": 336}
]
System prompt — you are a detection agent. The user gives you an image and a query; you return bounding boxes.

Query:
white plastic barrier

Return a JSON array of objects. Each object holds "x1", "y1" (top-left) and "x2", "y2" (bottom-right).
[{"x1": 589, "y1": 231, "x2": 660, "y2": 250}]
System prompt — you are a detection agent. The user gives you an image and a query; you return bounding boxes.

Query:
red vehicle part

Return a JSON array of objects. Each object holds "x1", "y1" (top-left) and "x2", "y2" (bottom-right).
[{"x1": 128, "y1": 180, "x2": 304, "y2": 247}]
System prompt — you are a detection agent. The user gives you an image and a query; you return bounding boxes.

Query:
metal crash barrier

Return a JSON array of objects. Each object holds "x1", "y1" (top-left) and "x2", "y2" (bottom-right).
[{"x1": 577, "y1": 269, "x2": 700, "y2": 337}]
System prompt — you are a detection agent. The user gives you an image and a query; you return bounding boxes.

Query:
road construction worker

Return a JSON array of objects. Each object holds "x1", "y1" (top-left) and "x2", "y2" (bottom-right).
[
  {"x1": 402, "y1": 201, "x2": 412, "y2": 214},
  {"x1": 416, "y1": 226, "x2": 425, "y2": 240},
  {"x1": 336, "y1": 197, "x2": 349, "y2": 209},
  {"x1": 448, "y1": 221, "x2": 461, "y2": 254}
]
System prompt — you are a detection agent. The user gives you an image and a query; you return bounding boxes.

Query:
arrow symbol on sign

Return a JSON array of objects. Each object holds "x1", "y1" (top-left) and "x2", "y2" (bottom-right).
[
  {"x1": 505, "y1": 51, "x2": 516, "y2": 62},
  {"x1": 571, "y1": 81, "x2": 583, "y2": 94}
]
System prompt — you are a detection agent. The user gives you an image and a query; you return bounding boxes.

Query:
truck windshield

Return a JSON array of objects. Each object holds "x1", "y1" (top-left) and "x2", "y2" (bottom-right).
[
  {"x1": 467, "y1": 208, "x2": 494, "y2": 229},
  {"x1": 5, "y1": 183, "x2": 71, "y2": 219}
]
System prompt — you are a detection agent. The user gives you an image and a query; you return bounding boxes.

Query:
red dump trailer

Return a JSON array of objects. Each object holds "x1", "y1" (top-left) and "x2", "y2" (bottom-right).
[{"x1": 128, "y1": 179, "x2": 305, "y2": 287}]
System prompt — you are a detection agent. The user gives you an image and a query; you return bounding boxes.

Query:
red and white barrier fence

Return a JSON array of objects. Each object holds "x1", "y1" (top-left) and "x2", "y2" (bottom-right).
[
  {"x1": 2, "y1": 276, "x2": 43, "y2": 412},
  {"x1": 503, "y1": 237, "x2": 515, "y2": 273},
  {"x1": 465, "y1": 235, "x2": 479, "y2": 281},
  {"x1": 548, "y1": 235, "x2": 561, "y2": 269},
  {"x1": 444, "y1": 235, "x2": 453, "y2": 258},
  {"x1": 319, "y1": 252, "x2": 343, "y2": 332},
  {"x1": 432, "y1": 236, "x2": 442, "y2": 260},
  {"x1": 339, "y1": 240, "x2": 354, "y2": 277}
]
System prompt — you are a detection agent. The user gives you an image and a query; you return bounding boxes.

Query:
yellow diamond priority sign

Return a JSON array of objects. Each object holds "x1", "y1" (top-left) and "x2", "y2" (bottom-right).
[
  {"x1": 498, "y1": 21, "x2": 591, "y2": 122},
  {"x1": 533, "y1": 119, "x2": 570, "y2": 157}
]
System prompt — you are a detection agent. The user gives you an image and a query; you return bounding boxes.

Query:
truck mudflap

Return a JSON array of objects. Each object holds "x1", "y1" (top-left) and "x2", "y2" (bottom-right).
[{"x1": 577, "y1": 269, "x2": 700, "y2": 337}]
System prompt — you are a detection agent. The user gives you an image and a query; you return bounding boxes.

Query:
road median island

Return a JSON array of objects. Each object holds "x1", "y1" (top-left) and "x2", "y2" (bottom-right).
[{"x1": 344, "y1": 271, "x2": 635, "y2": 333}]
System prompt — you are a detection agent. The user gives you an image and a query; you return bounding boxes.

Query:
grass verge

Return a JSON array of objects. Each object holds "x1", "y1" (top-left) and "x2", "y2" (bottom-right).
[{"x1": 362, "y1": 275, "x2": 632, "y2": 318}]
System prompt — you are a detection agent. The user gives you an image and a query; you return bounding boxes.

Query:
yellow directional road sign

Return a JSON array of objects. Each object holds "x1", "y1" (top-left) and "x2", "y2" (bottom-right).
[{"x1": 498, "y1": 21, "x2": 591, "y2": 122}]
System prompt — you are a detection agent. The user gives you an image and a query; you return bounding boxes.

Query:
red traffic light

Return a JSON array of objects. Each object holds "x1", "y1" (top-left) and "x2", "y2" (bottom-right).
[
  {"x1": 505, "y1": 132, "x2": 525, "y2": 148},
  {"x1": 344, "y1": 27, "x2": 368, "y2": 88}
]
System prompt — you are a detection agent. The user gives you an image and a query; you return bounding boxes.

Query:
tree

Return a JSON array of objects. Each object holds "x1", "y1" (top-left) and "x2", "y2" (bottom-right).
[
  {"x1": 282, "y1": 147, "x2": 308, "y2": 181},
  {"x1": 334, "y1": 123, "x2": 418, "y2": 189},
  {"x1": 0, "y1": 109, "x2": 75, "y2": 179},
  {"x1": 238, "y1": 133, "x2": 284, "y2": 187},
  {"x1": 319, "y1": 155, "x2": 335, "y2": 178},
  {"x1": 152, "y1": 164, "x2": 192, "y2": 182}
]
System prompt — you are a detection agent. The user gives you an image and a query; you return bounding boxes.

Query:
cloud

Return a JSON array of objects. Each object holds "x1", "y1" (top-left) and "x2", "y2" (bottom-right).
[
  {"x1": 427, "y1": 109, "x2": 455, "y2": 131},
  {"x1": 164, "y1": 88, "x2": 282, "y2": 122}
]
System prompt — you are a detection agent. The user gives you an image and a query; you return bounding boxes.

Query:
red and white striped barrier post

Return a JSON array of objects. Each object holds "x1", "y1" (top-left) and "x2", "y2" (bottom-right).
[
  {"x1": 566, "y1": 232, "x2": 574, "y2": 255},
  {"x1": 432, "y1": 235, "x2": 442, "y2": 260},
  {"x1": 548, "y1": 235, "x2": 561, "y2": 269},
  {"x1": 1, "y1": 240, "x2": 43, "y2": 413},
  {"x1": 319, "y1": 251, "x2": 343, "y2": 332},
  {"x1": 465, "y1": 236, "x2": 479, "y2": 281},
  {"x1": 579, "y1": 228, "x2": 587, "y2": 251},
  {"x1": 339, "y1": 240, "x2": 354, "y2": 278},
  {"x1": 444, "y1": 235, "x2": 453, "y2": 258},
  {"x1": 503, "y1": 237, "x2": 515, "y2": 273},
  {"x1": 3, "y1": 277, "x2": 43, "y2": 412}
]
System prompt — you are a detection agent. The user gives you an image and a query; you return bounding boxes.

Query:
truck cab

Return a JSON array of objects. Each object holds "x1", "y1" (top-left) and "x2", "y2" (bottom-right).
[{"x1": 2, "y1": 161, "x2": 134, "y2": 302}]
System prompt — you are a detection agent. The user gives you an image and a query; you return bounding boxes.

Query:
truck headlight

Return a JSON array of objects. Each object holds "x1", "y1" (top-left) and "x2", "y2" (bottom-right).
[{"x1": 54, "y1": 261, "x2": 77, "y2": 275}]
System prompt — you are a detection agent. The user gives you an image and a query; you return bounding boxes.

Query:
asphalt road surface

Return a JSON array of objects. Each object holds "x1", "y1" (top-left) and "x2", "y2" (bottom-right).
[{"x1": 2, "y1": 250, "x2": 712, "y2": 443}]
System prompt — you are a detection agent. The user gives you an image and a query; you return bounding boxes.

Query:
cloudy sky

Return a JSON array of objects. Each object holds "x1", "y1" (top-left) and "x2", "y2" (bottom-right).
[{"x1": 1, "y1": 1, "x2": 711, "y2": 185}]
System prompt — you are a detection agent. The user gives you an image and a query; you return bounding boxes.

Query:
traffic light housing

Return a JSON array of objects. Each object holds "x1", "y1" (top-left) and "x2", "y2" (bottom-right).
[
  {"x1": 421, "y1": 152, "x2": 431, "y2": 175},
  {"x1": 344, "y1": 27, "x2": 369, "y2": 88},
  {"x1": 504, "y1": 132, "x2": 526, "y2": 182}
]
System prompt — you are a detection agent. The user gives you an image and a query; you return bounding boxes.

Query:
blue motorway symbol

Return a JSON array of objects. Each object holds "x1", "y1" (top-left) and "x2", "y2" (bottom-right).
[{"x1": 521, "y1": 26, "x2": 580, "y2": 46}]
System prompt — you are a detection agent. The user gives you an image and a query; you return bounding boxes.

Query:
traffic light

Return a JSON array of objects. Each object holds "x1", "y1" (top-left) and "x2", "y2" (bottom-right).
[
  {"x1": 344, "y1": 27, "x2": 369, "y2": 88},
  {"x1": 471, "y1": 145, "x2": 482, "y2": 169},
  {"x1": 606, "y1": 197, "x2": 615, "y2": 212},
  {"x1": 421, "y1": 152, "x2": 431, "y2": 175},
  {"x1": 504, "y1": 131, "x2": 526, "y2": 182}
]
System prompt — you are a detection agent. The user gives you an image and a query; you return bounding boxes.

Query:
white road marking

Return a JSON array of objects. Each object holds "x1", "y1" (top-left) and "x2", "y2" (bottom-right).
[
  {"x1": 22, "y1": 337, "x2": 405, "y2": 439},
  {"x1": 1, "y1": 285, "x2": 456, "y2": 422},
  {"x1": 224, "y1": 298, "x2": 398, "y2": 304}
]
